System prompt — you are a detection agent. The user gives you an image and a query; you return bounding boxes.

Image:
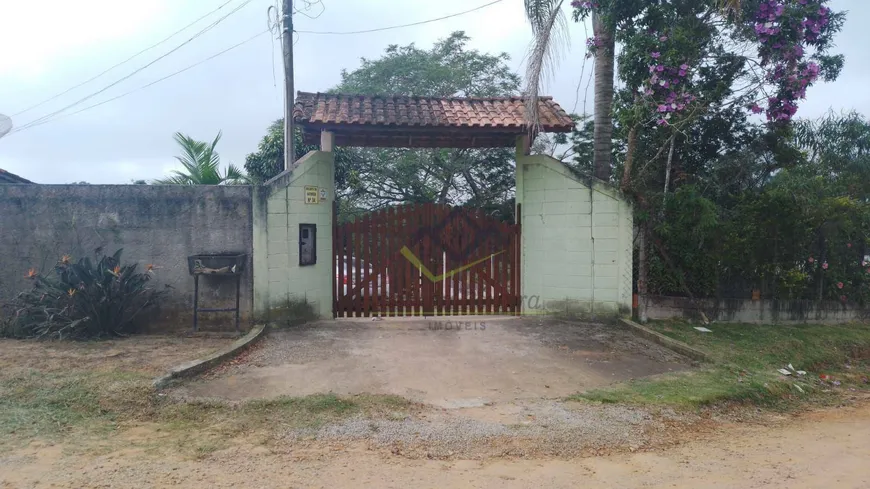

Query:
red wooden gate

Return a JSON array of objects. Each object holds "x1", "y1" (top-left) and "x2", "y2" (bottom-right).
[{"x1": 333, "y1": 203, "x2": 521, "y2": 317}]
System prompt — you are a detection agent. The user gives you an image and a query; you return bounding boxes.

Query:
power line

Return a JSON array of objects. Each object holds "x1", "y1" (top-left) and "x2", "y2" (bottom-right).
[
  {"x1": 10, "y1": 30, "x2": 270, "y2": 134},
  {"x1": 11, "y1": 0, "x2": 510, "y2": 133},
  {"x1": 13, "y1": 0, "x2": 254, "y2": 133},
  {"x1": 295, "y1": 0, "x2": 505, "y2": 35},
  {"x1": 12, "y1": 0, "x2": 239, "y2": 117}
]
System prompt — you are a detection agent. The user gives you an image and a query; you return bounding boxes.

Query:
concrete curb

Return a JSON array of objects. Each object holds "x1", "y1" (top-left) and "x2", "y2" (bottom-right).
[
  {"x1": 617, "y1": 318, "x2": 712, "y2": 363},
  {"x1": 153, "y1": 324, "x2": 268, "y2": 389}
]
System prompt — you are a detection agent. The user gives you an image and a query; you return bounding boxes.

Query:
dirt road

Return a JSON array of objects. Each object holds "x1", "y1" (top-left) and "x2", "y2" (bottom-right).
[{"x1": 3, "y1": 403, "x2": 868, "y2": 488}]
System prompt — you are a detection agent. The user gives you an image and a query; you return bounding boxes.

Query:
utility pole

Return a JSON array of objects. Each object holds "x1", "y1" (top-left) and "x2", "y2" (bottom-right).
[{"x1": 282, "y1": 0, "x2": 294, "y2": 171}]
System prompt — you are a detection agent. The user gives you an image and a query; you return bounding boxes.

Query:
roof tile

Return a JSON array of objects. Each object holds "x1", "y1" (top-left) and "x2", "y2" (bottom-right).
[{"x1": 293, "y1": 92, "x2": 573, "y2": 133}]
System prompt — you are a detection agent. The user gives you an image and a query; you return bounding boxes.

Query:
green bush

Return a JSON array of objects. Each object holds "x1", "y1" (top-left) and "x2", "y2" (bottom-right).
[{"x1": 2, "y1": 249, "x2": 166, "y2": 340}]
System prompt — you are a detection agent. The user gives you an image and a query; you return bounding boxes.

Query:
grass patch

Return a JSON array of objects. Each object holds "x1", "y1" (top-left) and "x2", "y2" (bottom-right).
[
  {"x1": 574, "y1": 321, "x2": 870, "y2": 408},
  {"x1": 0, "y1": 362, "x2": 413, "y2": 452},
  {"x1": 0, "y1": 369, "x2": 153, "y2": 442}
]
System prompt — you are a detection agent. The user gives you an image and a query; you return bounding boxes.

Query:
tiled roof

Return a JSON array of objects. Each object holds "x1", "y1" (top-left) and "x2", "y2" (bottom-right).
[
  {"x1": 0, "y1": 168, "x2": 32, "y2": 184},
  {"x1": 292, "y1": 92, "x2": 574, "y2": 148},
  {"x1": 294, "y1": 92, "x2": 573, "y2": 131}
]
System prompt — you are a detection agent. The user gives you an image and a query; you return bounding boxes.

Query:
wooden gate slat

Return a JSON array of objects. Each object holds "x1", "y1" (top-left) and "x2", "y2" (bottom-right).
[
  {"x1": 362, "y1": 212, "x2": 371, "y2": 317},
  {"x1": 411, "y1": 206, "x2": 421, "y2": 316},
  {"x1": 369, "y1": 211, "x2": 383, "y2": 316},
  {"x1": 507, "y1": 225, "x2": 516, "y2": 313},
  {"x1": 392, "y1": 206, "x2": 401, "y2": 318},
  {"x1": 456, "y1": 219, "x2": 464, "y2": 316},
  {"x1": 344, "y1": 219, "x2": 351, "y2": 317},
  {"x1": 377, "y1": 207, "x2": 386, "y2": 317},
  {"x1": 439, "y1": 204, "x2": 446, "y2": 315},
  {"x1": 516, "y1": 203, "x2": 522, "y2": 315},
  {"x1": 435, "y1": 204, "x2": 446, "y2": 316},
  {"x1": 352, "y1": 216, "x2": 361, "y2": 317},
  {"x1": 332, "y1": 202, "x2": 338, "y2": 318}
]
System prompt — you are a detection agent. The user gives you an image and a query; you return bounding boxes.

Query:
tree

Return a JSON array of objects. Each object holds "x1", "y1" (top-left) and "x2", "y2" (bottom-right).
[
  {"x1": 244, "y1": 119, "x2": 357, "y2": 194},
  {"x1": 534, "y1": 0, "x2": 845, "y2": 310},
  {"x1": 155, "y1": 132, "x2": 248, "y2": 185},
  {"x1": 524, "y1": 0, "x2": 614, "y2": 182},
  {"x1": 245, "y1": 32, "x2": 522, "y2": 220},
  {"x1": 525, "y1": 0, "x2": 843, "y2": 186}
]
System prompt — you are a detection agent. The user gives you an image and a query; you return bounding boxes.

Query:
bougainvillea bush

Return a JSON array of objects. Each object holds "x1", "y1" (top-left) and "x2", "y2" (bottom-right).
[{"x1": 2, "y1": 250, "x2": 166, "y2": 340}]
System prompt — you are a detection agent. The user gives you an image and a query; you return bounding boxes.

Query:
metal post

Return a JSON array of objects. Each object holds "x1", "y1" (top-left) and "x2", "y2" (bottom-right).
[
  {"x1": 193, "y1": 274, "x2": 199, "y2": 332},
  {"x1": 282, "y1": 0, "x2": 295, "y2": 170},
  {"x1": 235, "y1": 275, "x2": 241, "y2": 332}
]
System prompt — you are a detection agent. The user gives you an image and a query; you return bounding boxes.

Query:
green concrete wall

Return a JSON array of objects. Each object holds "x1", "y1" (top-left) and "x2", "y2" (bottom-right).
[
  {"x1": 517, "y1": 153, "x2": 633, "y2": 317},
  {"x1": 253, "y1": 151, "x2": 335, "y2": 318}
]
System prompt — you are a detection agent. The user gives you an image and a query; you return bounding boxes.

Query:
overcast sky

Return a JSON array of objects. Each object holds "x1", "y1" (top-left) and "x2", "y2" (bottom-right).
[{"x1": 0, "y1": 0, "x2": 868, "y2": 184}]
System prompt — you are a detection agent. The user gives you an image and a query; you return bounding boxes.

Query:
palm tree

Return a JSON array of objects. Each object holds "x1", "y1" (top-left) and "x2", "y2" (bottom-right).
[
  {"x1": 523, "y1": 0, "x2": 614, "y2": 182},
  {"x1": 154, "y1": 132, "x2": 249, "y2": 185}
]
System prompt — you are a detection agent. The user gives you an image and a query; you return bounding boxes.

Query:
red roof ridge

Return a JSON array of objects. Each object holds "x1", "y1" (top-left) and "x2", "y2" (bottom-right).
[{"x1": 296, "y1": 91, "x2": 556, "y2": 102}]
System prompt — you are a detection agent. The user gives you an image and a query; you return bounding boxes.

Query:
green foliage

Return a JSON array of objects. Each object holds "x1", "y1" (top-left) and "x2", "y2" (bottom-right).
[
  {"x1": 623, "y1": 110, "x2": 870, "y2": 302},
  {"x1": 244, "y1": 121, "x2": 331, "y2": 184},
  {"x1": 155, "y1": 132, "x2": 249, "y2": 185},
  {"x1": 3, "y1": 250, "x2": 166, "y2": 340},
  {"x1": 335, "y1": 31, "x2": 519, "y2": 97}
]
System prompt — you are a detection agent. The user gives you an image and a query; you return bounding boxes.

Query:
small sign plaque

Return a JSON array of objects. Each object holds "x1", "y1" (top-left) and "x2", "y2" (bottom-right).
[{"x1": 304, "y1": 186, "x2": 319, "y2": 204}]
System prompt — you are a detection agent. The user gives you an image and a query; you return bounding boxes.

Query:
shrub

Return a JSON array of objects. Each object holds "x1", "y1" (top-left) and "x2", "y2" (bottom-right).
[{"x1": 2, "y1": 249, "x2": 166, "y2": 340}]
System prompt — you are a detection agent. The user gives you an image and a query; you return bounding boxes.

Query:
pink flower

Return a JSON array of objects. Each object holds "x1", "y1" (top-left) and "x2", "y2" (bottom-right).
[
  {"x1": 847, "y1": 243, "x2": 852, "y2": 248},
  {"x1": 837, "y1": 282, "x2": 844, "y2": 289},
  {"x1": 651, "y1": 52, "x2": 661, "y2": 59},
  {"x1": 750, "y1": 104, "x2": 764, "y2": 114},
  {"x1": 840, "y1": 295, "x2": 847, "y2": 303},
  {"x1": 808, "y1": 257, "x2": 814, "y2": 263},
  {"x1": 822, "y1": 262, "x2": 829, "y2": 270},
  {"x1": 659, "y1": 36, "x2": 668, "y2": 42}
]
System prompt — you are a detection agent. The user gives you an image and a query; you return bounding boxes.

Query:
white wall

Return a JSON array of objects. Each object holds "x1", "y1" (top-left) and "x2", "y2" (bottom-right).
[{"x1": 517, "y1": 153, "x2": 633, "y2": 317}]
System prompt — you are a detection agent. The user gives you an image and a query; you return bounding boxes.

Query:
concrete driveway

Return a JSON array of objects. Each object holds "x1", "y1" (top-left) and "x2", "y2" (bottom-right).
[{"x1": 176, "y1": 317, "x2": 689, "y2": 408}]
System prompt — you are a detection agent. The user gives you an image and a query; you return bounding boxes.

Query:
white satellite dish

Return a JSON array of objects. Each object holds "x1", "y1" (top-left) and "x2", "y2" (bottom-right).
[{"x1": 0, "y1": 114, "x2": 12, "y2": 139}]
